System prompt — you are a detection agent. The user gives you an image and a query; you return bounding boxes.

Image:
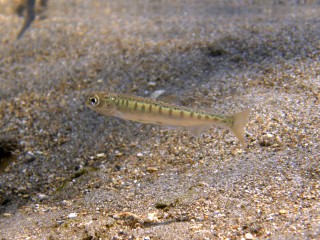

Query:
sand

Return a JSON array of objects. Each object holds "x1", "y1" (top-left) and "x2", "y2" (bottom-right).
[{"x1": 0, "y1": 0, "x2": 319, "y2": 239}]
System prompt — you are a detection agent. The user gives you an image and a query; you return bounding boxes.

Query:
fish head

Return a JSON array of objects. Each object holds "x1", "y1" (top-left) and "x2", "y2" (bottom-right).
[{"x1": 86, "y1": 91, "x2": 117, "y2": 115}]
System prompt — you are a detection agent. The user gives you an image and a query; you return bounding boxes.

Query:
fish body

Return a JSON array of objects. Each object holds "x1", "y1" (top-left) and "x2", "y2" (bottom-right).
[{"x1": 86, "y1": 91, "x2": 250, "y2": 147}]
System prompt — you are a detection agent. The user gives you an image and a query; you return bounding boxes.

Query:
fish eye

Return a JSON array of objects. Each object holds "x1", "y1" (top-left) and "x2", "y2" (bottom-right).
[{"x1": 89, "y1": 96, "x2": 100, "y2": 106}]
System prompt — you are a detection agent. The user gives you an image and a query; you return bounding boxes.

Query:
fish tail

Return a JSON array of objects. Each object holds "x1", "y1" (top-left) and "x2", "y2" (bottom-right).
[{"x1": 230, "y1": 109, "x2": 251, "y2": 147}]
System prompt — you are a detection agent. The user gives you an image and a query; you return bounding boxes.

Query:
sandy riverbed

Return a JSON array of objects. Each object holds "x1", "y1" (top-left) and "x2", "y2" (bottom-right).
[{"x1": 0, "y1": 0, "x2": 319, "y2": 239}]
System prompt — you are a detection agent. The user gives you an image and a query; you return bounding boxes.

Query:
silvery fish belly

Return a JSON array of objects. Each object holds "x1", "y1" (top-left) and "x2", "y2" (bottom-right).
[{"x1": 86, "y1": 91, "x2": 251, "y2": 147}]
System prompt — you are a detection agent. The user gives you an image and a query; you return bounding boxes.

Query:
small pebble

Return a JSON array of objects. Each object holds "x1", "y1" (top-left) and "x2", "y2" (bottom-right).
[
  {"x1": 245, "y1": 233, "x2": 254, "y2": 239},
  {"x1": 25, "y1": 153, "x2": 36, "y2": 163},
  {"x1": 146, "y1": 167, "x2": 158, "y2": 172},
  {"x1": 137, "y1": 152, "x2": 143, "y2": 157},
  {"x1": 96, "y1": 153, "x2": 106, "y2": 158},
  {"x1": 279, "y1": 209, "x2": 287, "y2": 214},
  {"x1": 68, "y1": 213, "x2": 77, "y2": 219},
  {"x1": 3, "y1": 213, "x2": 12, "y2": 217},
  {"x1": 266, "y1": 133, "x2": 273, "y2": 138},
  {"x1": 147, "y1": 81, "x2": 156, "y2": 87},
  {"x1": 37, "y1": 193, "x2": 49, "y2": 200},
  {"x1": 115, "y1": 151, "x2": 123, "y2": 157},
  {"x1": 189, "y1": 224, "x2": 203, "y2": 231},
  {"x1": 17, "y1": 186, "x2": 27, "y2": 192},
  {"x1": 231, "y1": 148, "x2": 243, "y2": 155},
  {"x1": 147, "y1": 212, "x2": 158, "y2": 222}
]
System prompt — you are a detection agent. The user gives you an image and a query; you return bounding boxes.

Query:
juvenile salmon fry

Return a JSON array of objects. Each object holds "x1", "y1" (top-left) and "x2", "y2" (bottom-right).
[{"x1": 86, "y1": 91, "x2": 251, "y2": 147}]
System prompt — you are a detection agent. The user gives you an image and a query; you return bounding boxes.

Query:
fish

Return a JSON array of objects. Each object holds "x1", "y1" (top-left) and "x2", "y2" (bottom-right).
[{"x1": 85, "y1": 91, "x2": 251, "y2": 147}]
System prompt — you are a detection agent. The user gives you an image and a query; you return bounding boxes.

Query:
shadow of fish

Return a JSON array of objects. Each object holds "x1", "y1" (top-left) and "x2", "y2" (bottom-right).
[{"x1": 15, "y1": 0, "x2": 48, "y2": 40}]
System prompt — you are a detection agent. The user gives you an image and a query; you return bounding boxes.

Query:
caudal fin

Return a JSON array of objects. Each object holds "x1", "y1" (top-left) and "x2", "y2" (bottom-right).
[{"x1": 230, "y1": 109, "x2": 251, "y2": 148}]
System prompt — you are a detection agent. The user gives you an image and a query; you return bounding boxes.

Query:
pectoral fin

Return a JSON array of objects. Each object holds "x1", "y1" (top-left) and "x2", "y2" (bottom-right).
[{"x1": 186, "y1": 125, "x2": 211, "y2": 137}]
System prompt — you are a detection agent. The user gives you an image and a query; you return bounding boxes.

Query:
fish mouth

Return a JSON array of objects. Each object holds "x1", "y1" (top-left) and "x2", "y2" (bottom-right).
[{"x1": 84, "y1": 94, "x2": 93, "y2": 107}]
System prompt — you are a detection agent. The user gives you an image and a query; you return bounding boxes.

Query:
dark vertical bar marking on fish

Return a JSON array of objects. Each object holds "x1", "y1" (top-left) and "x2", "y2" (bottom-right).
[
  {"x1": 190, "y1": 112, "x2": 194, "y2": 118},
  {"x1": 168, "y1": 109, "x2": 173, "y2": 117},
  {"x1": 211, "y1": 117, "x2": 217, "y2": 122},
  {"x1": 148, "y1": 104, "x2": 152, "y2": 112},
  {"x1": 180, "y1": 111, "x2": 184, "y2": 118},
  {"x1": 158, "y1": 106, "x2": 162, "y2": 115},
  {"x1": 134, "y1": 102, "x2": 138, "y2": 110},
  {"x1": 197, "y1": 114, "x2": 202, "y2": 119},
  {"x1": 141, "y1": 104, "x2": 145, "y2": 112}
]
